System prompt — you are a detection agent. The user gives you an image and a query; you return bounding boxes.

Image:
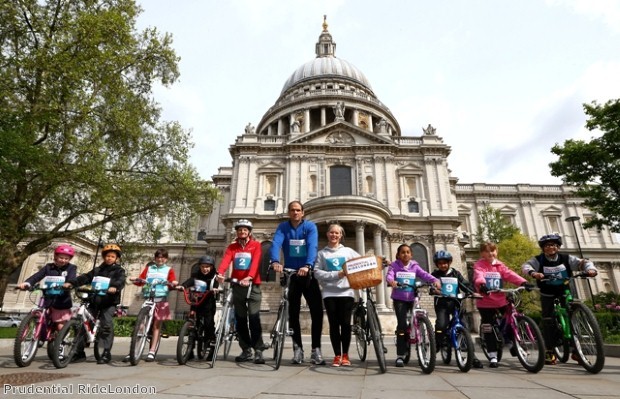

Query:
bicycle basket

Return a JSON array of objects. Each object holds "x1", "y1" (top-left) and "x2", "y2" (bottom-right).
[{"x1": 344, "y1": 256, "x2": 383, "y2": 289}]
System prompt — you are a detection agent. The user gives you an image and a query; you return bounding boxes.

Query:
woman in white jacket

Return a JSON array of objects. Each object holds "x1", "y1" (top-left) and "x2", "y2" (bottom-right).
[{"x1": 314, "y1": 224, "x2": 360, "y2": 367}]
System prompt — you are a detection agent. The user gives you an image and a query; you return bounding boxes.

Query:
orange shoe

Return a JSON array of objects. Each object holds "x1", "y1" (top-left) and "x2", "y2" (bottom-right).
[
  {"x1": 341, "y1": 353, "x2": 351, "y2": 366},
  {"x1": 332, "y1": 355, "x2": 342, "y2": 367}
]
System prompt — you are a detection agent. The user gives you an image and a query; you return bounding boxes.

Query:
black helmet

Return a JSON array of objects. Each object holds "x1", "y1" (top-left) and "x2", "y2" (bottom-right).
[
  {"x1": 538, "y1": 234, "x2": 562, "y2": 249},
  {"x1": 234, "y1": 219, "x2": 253, "y2": 231},
  {"x1": 198, "y1": 255, "x2": 215, "y2": 265},
  {"x1": 433, "y1": 250, "x2": 453, "y2": 265}
]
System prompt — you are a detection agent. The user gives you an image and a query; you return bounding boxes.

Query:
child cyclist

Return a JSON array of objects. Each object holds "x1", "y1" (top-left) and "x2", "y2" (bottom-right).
[
  {"x1": 177, "y1": 255, "x2": 219, "y2": 361},
  {"x1": 431, "y1": 250, "x2": 483, "y2": 369},
  {"x1": 129, "y1": 248, "x2": 178, "y2": 362},
  {"x1": 63, "y1": 243, "x2": 126, "y2": 364},
  {"x1": 17, "y1": 244, "x2": 78, "y2": 333},
  {"x1": 473, "y1": 241, "x2": 532, "y2": 368},
  {"x1": 521, "y1": 233, "x2": 597, "y2": 365},
  {"x1": 386, "y1": 244, "x2": 441, "y2": 367}
]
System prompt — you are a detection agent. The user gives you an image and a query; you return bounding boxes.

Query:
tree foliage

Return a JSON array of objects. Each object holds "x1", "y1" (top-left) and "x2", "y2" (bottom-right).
[
  {"x1": 474, "y1": 205, "x2": 520, "y2": 245},
  {"x1": 550, "y1": 99, "x2": 620, "y2": 233},
  {"x1": 0, "y1": 0, "x2": 220, "y2": 301}
]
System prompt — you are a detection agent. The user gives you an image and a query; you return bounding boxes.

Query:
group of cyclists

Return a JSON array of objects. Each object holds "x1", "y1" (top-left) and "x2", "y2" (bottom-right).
[{"x1": 15, "y1": 199, "x2": 601, "y2": 372}]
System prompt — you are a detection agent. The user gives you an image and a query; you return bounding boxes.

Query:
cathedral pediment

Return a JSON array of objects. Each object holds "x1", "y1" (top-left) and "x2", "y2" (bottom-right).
[{"x1": 287, "y1": 122, "x2": 395, "y2": 146}]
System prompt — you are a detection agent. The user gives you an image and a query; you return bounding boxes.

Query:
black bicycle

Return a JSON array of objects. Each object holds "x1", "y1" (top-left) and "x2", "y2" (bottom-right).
[
  {"x1": 352, "y1": 286, "x2": 387, "y2": 373},
  {"x1": 176, "y1": 285, "x2": 214, "y2": 364},
  {"x1": 269, "y1": 268, "x2": 296, "y2": 370}
]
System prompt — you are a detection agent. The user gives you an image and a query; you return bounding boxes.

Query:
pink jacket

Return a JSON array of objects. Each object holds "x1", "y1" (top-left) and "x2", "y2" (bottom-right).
[{"x1": 473, "y1": 258, "x2": 526, "y2": 309}]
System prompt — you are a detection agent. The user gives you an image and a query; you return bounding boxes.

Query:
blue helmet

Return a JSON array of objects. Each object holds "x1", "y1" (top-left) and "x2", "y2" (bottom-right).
[
  {"x1": 538, "y1": 234, "x2": 562, "y2": 249},
  {"x1": 433, "y1": 250, "x2": 453, "y2": 265}
]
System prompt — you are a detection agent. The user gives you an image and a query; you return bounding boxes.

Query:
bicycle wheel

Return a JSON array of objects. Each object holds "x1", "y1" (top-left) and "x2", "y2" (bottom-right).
[
  {"x1": 13, "y1": 313, "x2": 40, "y2": 367},
  {"x1": 570, "y1": 303, "x2": 605, "y2": 374},
  {"x1": 93, "y1": 325, "x2": 107, "y2": 363},
  {"x1": 415, "y1": 315, "x2": 436, "y2": 374},
  {"x1": 514, "y1": 315, "x2": 545, "y2": 373},
  {"x1": 553, "y1": 313, "x2": 570, "y2": 362},
  {"x1": 211, "y1": 303, "x2": 231, "y2": 367},
  {"x1": 52, "y1": 318, "x2": 83, "y2": 369},
  {"x1": 367, "y1": 303, "x2": 386, "y2": 373},
  {"x1": 196, "y1": 322, "x2": 207, "y2": 360},
  {"x1": 273, "y1": 301, "x2": 287, "y2": 370},
  {"x1": 177, "y1": 320, "x2": 195, "y2": 365},
  {"x1": 224, "y1": 322, "x2": 235, "y2": 360},
  {"x1": 130, "y1": 307, "x2": 152, "y2": 366},
  {"x1": 454, "y1": 327, "x2": 474, "y2": 372},
  {"x1": 353, "y1": 305, "x2": 367, "y2": 362},
  {"x1": 479, "y1": 322, "x2": 503, "y2": 362},
  {"x1": 439, "y1": 334, "x2": 451, "y2": 365}
]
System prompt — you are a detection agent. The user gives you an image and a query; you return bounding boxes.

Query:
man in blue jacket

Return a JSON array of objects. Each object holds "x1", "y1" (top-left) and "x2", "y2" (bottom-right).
[{"x1": 270, "y1": 201, "x2": 325, "y2": 365}]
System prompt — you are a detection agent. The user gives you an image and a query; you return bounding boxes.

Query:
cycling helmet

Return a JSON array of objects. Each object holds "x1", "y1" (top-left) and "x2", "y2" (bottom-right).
[
  {"x1": 198, "y1": 255, "x2": 215, "y2": 265},
  {"x1": 433, "y1": 250, "x2": 453, "y2": 265},
  {"x1": 538, "y1": 234, "x2": 562, "y2": 249},
  {"x1": 101, "y1": 243, "x2": 122, "y2": 258},
  {"x1": 234, "y1": 219, "x2": 253, "y2": 231},
  {"x1": 54, "y1": 244, "x2": 75, "y2": 258}
]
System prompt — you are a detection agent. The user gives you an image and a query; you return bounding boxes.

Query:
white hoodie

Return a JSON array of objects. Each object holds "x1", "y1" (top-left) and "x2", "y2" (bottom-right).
[{"x1": 314, "y1": 244, "x2": 360, "y2": 298}]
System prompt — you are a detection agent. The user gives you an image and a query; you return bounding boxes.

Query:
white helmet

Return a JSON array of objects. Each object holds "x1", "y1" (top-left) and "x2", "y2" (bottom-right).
[{"x1": 234, "y1": 219, "x2": 253, "y2": 231}]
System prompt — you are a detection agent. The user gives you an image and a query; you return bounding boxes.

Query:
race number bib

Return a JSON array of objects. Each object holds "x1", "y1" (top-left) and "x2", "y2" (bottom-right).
[
  {"x1": 193, "y1": 279, "x2": 208, "y2": 293},
  {"x1": 40, "y1": 276, "x2": 65, "y2": 296},
  {"x1": 234, "y1": 252, "x2": 252, "y2": 271},
  {"x1": 289, "y1": 239, "x2": 307, "y2": 258},
  {"x1": 440, "y1": 277, "x2": 459, "y2": 297},
  {"x1": 92, "y1": 276, "x2": 111, "y2": 296},
  {"x1": 484, "y1": 272, "x2": 502, "y2": 290},
  {"x1": 325, "y1": 256, "x2": 345, "y2": 271},
  {"x1": 396, "y1": 271, "x2": 416, "y2": 292},
  {"x1": 543, "y1": 264, "x2": 569, "y2": 286}
]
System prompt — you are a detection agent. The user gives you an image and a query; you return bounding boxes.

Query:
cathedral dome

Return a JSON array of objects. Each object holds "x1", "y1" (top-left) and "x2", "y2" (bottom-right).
[
  {"x1": 281, "y1": 56, "x2": 372, "y2": 94},
  {"x1": 279, "y1": 16, "x2": 373, "y2": 96}
]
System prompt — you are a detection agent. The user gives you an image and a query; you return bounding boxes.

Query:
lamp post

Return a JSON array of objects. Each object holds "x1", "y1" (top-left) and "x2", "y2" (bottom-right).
[{"x1": 564, "y1": 216, "x2": 595, "y2": 303}]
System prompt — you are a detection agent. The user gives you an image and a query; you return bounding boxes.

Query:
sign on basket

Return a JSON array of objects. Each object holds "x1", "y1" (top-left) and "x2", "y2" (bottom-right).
[{"x1": 344, "y1": 256, "x2": 383, "y2": 289}]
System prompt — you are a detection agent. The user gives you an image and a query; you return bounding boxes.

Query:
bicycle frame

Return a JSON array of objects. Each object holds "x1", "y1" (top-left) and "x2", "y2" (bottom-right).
[{"x1": 270, "y1": 268, "x2": 296, "y2": 370}]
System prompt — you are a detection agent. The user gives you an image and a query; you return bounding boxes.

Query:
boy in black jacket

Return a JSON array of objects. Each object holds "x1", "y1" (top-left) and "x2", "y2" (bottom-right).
[
  {"x1": 178, "y1": 255, "x2": 219, "y2": 360},
  {"x1": 431, "y1": 250, "x2": 483, "y2": 368},
  {"x1": 64, "y1": 243, "x2": 126, "y2": 364}
]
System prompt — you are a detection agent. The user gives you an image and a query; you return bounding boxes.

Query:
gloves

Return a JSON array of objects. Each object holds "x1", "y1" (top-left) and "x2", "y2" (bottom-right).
[
  {"x1": 521, "y1": 282, "x2": 535, "y2": 292},
  {"x1": 479, "y1": 285, "x2": 489, "y2": 295}
]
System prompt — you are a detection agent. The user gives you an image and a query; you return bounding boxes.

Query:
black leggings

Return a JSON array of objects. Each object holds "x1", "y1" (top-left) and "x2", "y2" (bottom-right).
[
  {"x1": 323, "y1": 296, "x2": 354, "y2": 356},
  {"x1": 288, "y1": 275, "x2": 324, "y2": 349}
]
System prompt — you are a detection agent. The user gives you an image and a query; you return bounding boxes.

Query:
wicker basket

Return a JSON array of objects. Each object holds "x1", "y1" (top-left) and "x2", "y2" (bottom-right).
[{"x1": 344, "y1": 255, "x2": 383, "y2": 289}]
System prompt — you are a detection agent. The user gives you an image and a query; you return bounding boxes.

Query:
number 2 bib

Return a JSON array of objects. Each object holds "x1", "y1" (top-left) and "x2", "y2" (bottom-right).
[{"x1": 234, "y1": 252, "x2": 252, "y2": 271}]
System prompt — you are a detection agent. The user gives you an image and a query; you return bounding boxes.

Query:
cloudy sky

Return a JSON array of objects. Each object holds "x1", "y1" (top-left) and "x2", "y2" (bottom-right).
[{"x1": 136, "y1": 0, "x2": 620, "y2": 185}]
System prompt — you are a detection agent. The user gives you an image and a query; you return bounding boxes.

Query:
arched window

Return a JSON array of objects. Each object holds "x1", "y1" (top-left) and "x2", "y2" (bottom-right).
[
  {"x1": 411, "y1": 243, "x2": 429, "y2": 272},
  {"x1": 408, "y1": 200, "x2": 419, "y2": 213}
]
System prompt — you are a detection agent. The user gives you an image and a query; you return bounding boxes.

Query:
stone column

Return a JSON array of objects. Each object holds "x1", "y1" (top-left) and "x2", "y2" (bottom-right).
[
  {"x1": 321, "y1": 108, "x2": 326, "y2": 127},
  {"x1": 353, "y1": 109, "x2": 359, "y2": 127},
  {"x1": 277, "y1": 119, "x2": 284, "y2": 136},
  {"x1": 374, "y1": 226, "x2": 386, "y2": 309},
  {"x1": 382, "y1": 234, "x2": 393, "y2": 309},
  {"x1": 355, "y1": 221, "x2": 366, "y2": 255},
  {"x1": 304, "y1": 109, "x2": 310, "y2": 133}
]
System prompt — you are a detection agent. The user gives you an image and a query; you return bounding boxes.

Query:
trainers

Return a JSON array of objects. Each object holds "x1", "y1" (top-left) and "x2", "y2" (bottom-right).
[
  {"x1": 254, "y1": 350, "x2": 265, "y2": 364},
  {"x1": 311, "y1": 347, "x2": 326, "y2": 365},
  {"x1": 489, "y1": 357, "x2": 499, "y2": 368},
  {"x1": 71, "y1": 351, "x2": 86, "y2": 363},
  {"x1": 235, "y1": 349, "x2": 253, "y2": 362},
  {"x1": 97, "y1": 350, "x2": 111, "y2": 364},
  {"x1": 291, "y1": 346, "x2": 304, "y2": 364},
  {"x1": 472, "y1": 358, "x2": 484, "y2": 369},
  {"x1": 341, "y1": 353, "x2": 351, "y2": 367},
  {"x1": 545, "y1": 352, "x2": 557, "y2": 365},
  {"x1": 122, "y1": 354, "x2": 131, "y2": 363},
  {"x1": 510, "y1": 345, "x2": 518, "y2": 357},
  {"x1": 332, "y1": 355, "x2": 342, "y2": 367},
  {"x1": 205, "y1": 346, "x2": 215, "y2": 362},
  {"x1": 145, "y1": 352, "x2": 156, "y2": 362},
  {"x1": 395, "y1": 357, "x2": 404, "y2": 367}
]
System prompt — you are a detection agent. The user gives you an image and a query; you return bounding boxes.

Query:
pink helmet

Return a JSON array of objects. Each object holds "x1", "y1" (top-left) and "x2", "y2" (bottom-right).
[{"x1": 54, "y1": 244, "x2": 75, "y2": 258}]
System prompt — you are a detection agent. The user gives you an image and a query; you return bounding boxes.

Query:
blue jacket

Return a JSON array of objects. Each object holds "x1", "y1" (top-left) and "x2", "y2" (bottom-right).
[{"x1": 269, "y1": 219, "x2": 318, "y2": 270}]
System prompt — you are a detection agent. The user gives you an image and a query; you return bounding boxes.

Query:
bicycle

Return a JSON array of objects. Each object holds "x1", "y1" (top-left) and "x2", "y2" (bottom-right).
[
  {"x1": 352, "y1": 285, "x2": 387, "y2": 373},
  {"x1": 435, "y1": 290, "x2": 480, "y2": 372},
  {"x1": 176, "y1": 284, "x2": 214, "y2": 364},
  {"x1": 52, "y1": 287, "x2": 107, "y2": 368},
  {"x1": 543, "y1": 272, "x2": 605, "y2": 374},
  {"x1": 269, "y1": 268, "x2": 296, "y2": 370},
  {"x1": 13, "y1": 282, "x2": 67, "y2": 367},
  {"x1": 478, "y1": 286, "x2": 545, "y2": 373},
  {"x1": 394, "y1": 282, "x2": 436, "y2": 374},
  {"x1": 211, "y1": 277, "x2": 245, "y2": 367},
  {"x1": 128, "y1": 278, "x2": 174, "y2": 366}
]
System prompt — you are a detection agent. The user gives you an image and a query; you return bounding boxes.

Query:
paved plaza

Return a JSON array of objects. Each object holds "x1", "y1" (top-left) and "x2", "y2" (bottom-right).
[{"x1": 1, "y1": 336, "x2": 619, "y2": 399}]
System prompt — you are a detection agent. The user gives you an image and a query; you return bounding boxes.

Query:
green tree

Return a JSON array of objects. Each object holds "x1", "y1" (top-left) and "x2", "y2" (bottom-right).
[
  {"x1": 497, "y1": 233, "x2": 541, "y2": 314},
  {"x1": 0, "y1": 1, "x2": 220, "y2": 302},
  {"x1": 474, "y1": 205, "x2": 520, "y2": 245},
  {"x1": 550, "y1": 99, "x2": 620, "y2": 233}
]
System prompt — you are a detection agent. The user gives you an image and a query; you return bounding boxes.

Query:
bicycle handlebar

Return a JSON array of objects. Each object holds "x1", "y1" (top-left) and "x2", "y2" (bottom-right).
[{"x1": 540, "y1": 271, "x2": 591, "y2": 283}]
